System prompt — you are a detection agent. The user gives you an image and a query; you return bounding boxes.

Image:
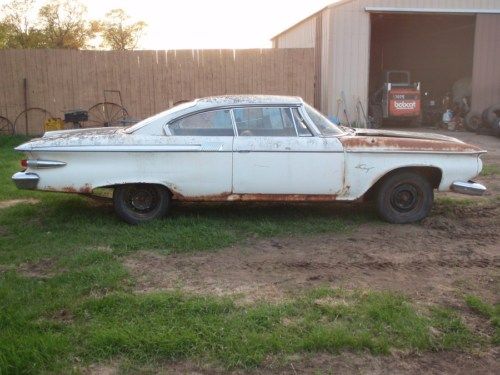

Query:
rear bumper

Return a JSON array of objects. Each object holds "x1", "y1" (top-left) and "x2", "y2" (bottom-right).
[
  {"x1": 12, "y1": 172, "x2": 39, "y2": 190},
  {"x1": 451, "y1": 181, "x2": 487, "y2": 196}
]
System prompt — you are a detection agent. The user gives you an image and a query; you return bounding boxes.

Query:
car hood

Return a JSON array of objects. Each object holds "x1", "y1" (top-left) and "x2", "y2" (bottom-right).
[{"x1": 341, "y1": 128, "x2": 486, "y2": 154}]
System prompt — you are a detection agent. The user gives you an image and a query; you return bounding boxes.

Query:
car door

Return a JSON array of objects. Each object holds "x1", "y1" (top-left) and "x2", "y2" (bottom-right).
[
  {"x1": 162, "y1": 108, "x2": 234, "y2": 198},
  {"x1": 232, "y1": 106, "x2": 344, "y2": 195}
]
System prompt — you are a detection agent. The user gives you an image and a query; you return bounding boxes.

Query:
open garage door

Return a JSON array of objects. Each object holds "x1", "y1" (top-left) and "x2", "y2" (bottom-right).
[{"x1": 368, "y1": 13, "x2": 476, "y2": 127}]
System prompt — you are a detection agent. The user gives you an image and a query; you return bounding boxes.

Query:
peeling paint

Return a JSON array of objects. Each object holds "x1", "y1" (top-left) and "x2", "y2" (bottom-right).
[
  {"x1": 340, "y1": 135, "x2": 485, "y2": 154},
  {"x1": 172, "y1": 192, "x2": 338, "y2": 202}
]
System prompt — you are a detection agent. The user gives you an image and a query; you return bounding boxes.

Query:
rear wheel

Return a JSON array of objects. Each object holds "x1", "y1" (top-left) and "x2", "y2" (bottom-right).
[
  {"x1": 113, "y1": 184, "x2": 171, "y2": 224},
  {"x1": 376, "y1": 172, "x2": 433, "y2": 224}
]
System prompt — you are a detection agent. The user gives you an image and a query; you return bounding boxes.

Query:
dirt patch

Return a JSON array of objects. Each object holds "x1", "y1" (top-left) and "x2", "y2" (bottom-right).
[
  {"x1": 18, "y1": 258, "x2": 57, "y2": 278},
  {"x1": 263, "y1": 350, "x2": 500, "y2": 375},
  {"x1": 125, "y1": 199, "x2": 499, "y2": 306},
  {"x1": 84, "y1": 363, "x2": 118, "y2": 375},
  {"x1": 120, "y1": 349, "x2": 498, "y2": 375},
  {"x1": 0, "y1": 198, "x2": 40, "y2": 209}
]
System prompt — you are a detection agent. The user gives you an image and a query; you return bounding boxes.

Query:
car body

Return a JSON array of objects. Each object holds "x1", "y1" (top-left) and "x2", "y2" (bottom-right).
[{"x1": 13, "y1": 95, "x2": 487, "y2": 224}]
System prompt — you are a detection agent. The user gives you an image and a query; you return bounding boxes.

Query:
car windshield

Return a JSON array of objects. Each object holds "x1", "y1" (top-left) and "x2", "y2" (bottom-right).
[
  {"x1": 124, "y1": 101, "x2": 196, "y2": 133},
  {"x1": 303, "y1": 103, "x2": 342, "y2": 136}
]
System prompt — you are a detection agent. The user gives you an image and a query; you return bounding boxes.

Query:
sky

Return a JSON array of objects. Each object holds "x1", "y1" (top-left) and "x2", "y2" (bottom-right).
[{"x1": 0, "y1": 0, "x2": 337, "y2": 49}]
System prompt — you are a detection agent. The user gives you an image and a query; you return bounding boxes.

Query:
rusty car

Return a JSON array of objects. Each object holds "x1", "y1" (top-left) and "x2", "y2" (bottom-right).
[{"x1": 12, "y1": 95, "x2": 487, "y2": 224}]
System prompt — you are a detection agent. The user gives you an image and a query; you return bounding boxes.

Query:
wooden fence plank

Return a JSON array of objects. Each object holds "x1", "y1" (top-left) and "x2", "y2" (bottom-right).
[{"x1": 0, "y1": 48, "x2": 315, "y2": 134}]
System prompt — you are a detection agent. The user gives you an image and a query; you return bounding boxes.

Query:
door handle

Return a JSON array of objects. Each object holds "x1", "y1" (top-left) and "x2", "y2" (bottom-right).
[{"x1": 238, "y1": 150, "x2": 251, "y2": 153}]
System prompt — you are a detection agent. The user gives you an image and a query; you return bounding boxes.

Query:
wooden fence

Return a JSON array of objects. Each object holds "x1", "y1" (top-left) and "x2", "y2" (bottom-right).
[{"x1": 0, "y1": 48, "x2": 315, "y2": 134}]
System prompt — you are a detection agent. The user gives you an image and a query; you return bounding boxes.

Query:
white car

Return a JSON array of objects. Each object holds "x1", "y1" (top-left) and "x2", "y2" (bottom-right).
[{"x1": 12, "y1": 95, "x2": 486, "y2": 224}]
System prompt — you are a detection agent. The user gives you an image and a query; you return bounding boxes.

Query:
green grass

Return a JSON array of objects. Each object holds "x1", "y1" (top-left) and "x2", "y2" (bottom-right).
[
  {"x1": 465, "y1": 295, "x2": 500, "y2": 345},
  {"x1": 480, "y1": 164, "x2": 500, "y2": 177},
  {"x1": 0, "y1": 281, "x2": 476, "y2": 373},
  {"x1": 0, "y1": 135, "x2": 490, "y2": 373}
]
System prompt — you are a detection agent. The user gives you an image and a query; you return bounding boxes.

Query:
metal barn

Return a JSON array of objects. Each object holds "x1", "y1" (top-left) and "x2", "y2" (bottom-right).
[{"x1": 272, "y1": 0, "x2": 500, "y2": 124}]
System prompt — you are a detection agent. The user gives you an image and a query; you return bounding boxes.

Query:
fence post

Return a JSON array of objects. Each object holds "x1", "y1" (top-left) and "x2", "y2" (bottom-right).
[{"x1": 23, "y1": 78, "x2": 28, "y2": 135}]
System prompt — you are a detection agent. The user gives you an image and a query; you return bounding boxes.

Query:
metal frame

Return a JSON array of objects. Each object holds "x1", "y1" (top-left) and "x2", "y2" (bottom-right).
[{"x1": 365, "y1": 7, "x2": 500, "y2": 15}]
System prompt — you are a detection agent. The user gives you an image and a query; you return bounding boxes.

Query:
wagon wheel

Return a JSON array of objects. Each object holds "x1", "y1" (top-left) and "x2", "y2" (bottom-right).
[
  {"x1": 14, "y1": 108, "x2": 53, "y2": 135},
  {"x1": 0, "y1": 116, "x2": 14, "y2": 135},
  {"x1": 86, "y1": 102, "x2": 128, "y2": 128}
]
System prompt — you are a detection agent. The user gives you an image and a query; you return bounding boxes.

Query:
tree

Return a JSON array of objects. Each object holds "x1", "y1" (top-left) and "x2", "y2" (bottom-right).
[
  {"x1": 0, "y1": 0, "x2": 45, "y2": 48},
  {"x1": 37, "y1": 0, "x2": 98, "y2": 49},
  {"x1": 99, "y1": 9, "x2": 146, "y2": 50}
]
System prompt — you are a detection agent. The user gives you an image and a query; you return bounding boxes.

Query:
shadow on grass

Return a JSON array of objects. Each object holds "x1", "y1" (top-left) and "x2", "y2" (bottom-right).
[{"x1": 0, "y1": 194, "x2": 376, "y2": 264}]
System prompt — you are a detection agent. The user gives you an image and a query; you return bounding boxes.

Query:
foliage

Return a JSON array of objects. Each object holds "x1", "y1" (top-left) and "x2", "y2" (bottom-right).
[
  {"x1": 37, "y1": 0, "x2": 98, "y2": 49},
  {"x1": 0, "y1": 0, "x2": 46, "y2": 48},
  {"x1": 98, "y1": 9, "x2": 147, "y2": 50},
  {"x1": 0, "y1": 0, "x2": 146, "y2": 50}
]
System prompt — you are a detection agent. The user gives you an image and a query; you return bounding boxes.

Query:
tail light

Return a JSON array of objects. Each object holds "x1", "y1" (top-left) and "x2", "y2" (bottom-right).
[{"x1": 21, "y1": 159, "x2": 28, "y2": 168}]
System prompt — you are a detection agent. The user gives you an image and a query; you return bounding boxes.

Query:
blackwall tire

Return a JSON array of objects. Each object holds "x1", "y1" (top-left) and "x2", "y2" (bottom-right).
[
  {"x1": 113, "y1": 184, "x2": 171, "y2": 225},
  {"x1": 483, "y1": 104, "x2": 500, "y2": 126},
  {"x1": 492, "y1": 118, "x2": 500, "y2": 137},
  {"x1": 464, "y1": 111, "x2": 482, "y2": 132},
  {"x1": 376, "y1": 172, "x2": 434, "y2": 224}
]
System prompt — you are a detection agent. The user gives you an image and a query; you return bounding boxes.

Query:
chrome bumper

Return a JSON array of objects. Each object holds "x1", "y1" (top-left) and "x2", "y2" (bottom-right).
[
  {"x1": 12, "y1": 172, "x2": 39, "y2": 190},
  {"x1": 451, "y1": 181, "x2": 487, "y2": 196}
]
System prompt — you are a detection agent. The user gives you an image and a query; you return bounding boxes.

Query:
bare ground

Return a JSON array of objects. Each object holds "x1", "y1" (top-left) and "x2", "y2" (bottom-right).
[
  {"x1": 122, "y1": 130, "x2": 500, "y2": 374},
  {"x1": 0, "y1": 198, "x2": 39, "y2": 209}
]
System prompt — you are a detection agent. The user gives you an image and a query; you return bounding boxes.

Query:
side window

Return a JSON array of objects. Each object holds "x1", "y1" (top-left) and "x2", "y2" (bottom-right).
[
  {"x1": 169, "y1": 109, "x2": 234, "y2": 136},
  {"x1": 234, "y1": 107, "x2": 296, "y2": 137},
  {"x1": 292, "y1": 108, "x2": 313, "y2": 136}
]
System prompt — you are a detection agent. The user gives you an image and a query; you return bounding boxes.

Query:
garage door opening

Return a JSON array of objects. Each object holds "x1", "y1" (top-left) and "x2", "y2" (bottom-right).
[{"x1": 368, "y1": 13, "x2": 476, "y2": 127}]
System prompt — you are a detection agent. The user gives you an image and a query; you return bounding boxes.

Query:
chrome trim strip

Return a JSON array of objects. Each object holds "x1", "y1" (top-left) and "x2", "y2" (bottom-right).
[
  {"x1": 16, "y1": 148, "x2": 344, "y2": 154},
  {"x1": 27, "y1": 159, "x2": 66, "y2": 168},
  {"x1": 12, "y1": 172, "x2": 39, "y2": 190},
  {"x1": 451, "y1": 181, "x2": 487, "y2": 196}
]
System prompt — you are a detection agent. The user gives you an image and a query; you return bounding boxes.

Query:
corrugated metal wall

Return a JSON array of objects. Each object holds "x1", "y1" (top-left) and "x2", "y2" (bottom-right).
[
  {"x1": 274, "y1": 0, "x2": 500, "y2": 122},
  {"x1": 273, "y1": 17, "x2": 316, "y2": 48},
  {"x1": 471, "y1": 14, "x2": 500, "y2": 113},
  {"x1": 325, "y1": 0, "x2": 500, "y2": 120}
]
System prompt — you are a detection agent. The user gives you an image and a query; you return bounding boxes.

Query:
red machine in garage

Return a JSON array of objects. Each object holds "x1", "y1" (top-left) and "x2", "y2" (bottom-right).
[{"x1": 369, "y1": 70, "x2": 421, "y2": 128}]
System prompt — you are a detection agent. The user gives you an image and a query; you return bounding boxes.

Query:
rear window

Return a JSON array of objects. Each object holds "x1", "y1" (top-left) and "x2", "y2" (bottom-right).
[{"x1": 169, "y1": 109, "x2": 234, "y2": 136}]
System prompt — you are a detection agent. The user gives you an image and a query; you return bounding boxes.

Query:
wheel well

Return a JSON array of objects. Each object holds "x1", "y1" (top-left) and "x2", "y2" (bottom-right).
[
  {"x1": 363, "y1": 166, "x2": 442, "y2": 201},
  {"x1": 105, "y1": 183, "x2": 173, "y2": 196}
]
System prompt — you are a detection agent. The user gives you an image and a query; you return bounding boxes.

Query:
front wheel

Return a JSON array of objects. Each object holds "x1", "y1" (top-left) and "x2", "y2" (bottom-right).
[
  {"x1": 113, "y1": 184, "x2": 171, "y2": 224},
  {"x1": 376, "y1": 172, "x2": 433, "y2": 224}
]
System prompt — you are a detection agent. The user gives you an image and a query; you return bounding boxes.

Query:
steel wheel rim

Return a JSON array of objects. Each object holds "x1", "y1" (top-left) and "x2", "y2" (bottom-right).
[
  {"x1": 124, "y1": 186, "x2": 159, "y2": 215},
  {"x1": 390, "y1": 183, "x2": 421, "y2": 213}
]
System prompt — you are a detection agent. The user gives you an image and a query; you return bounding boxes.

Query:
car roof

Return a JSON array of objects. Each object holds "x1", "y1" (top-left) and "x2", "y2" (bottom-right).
[{"x1": 194, "y1": 95, "x2": 303, "y2": 108}]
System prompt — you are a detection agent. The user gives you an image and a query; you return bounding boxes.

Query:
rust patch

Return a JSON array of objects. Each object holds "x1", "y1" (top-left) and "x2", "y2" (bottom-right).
[
  {"x1": 172, "y1": 192, "x2": 338, "y2": 202},
  {"x1": 172, "y1": 191, "x2": 232, "y2": 202},
  {"x1": 340, "y1": 136, "x2": 485, "y2": 153},
  {"x1": 45, "y1": 183, "x2": 93, "y2": 194}
]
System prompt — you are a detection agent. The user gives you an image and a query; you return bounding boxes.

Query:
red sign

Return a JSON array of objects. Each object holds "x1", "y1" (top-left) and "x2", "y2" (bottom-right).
[{"x1": 388, "y1": 90, "x2": 420, "y2": 117}]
